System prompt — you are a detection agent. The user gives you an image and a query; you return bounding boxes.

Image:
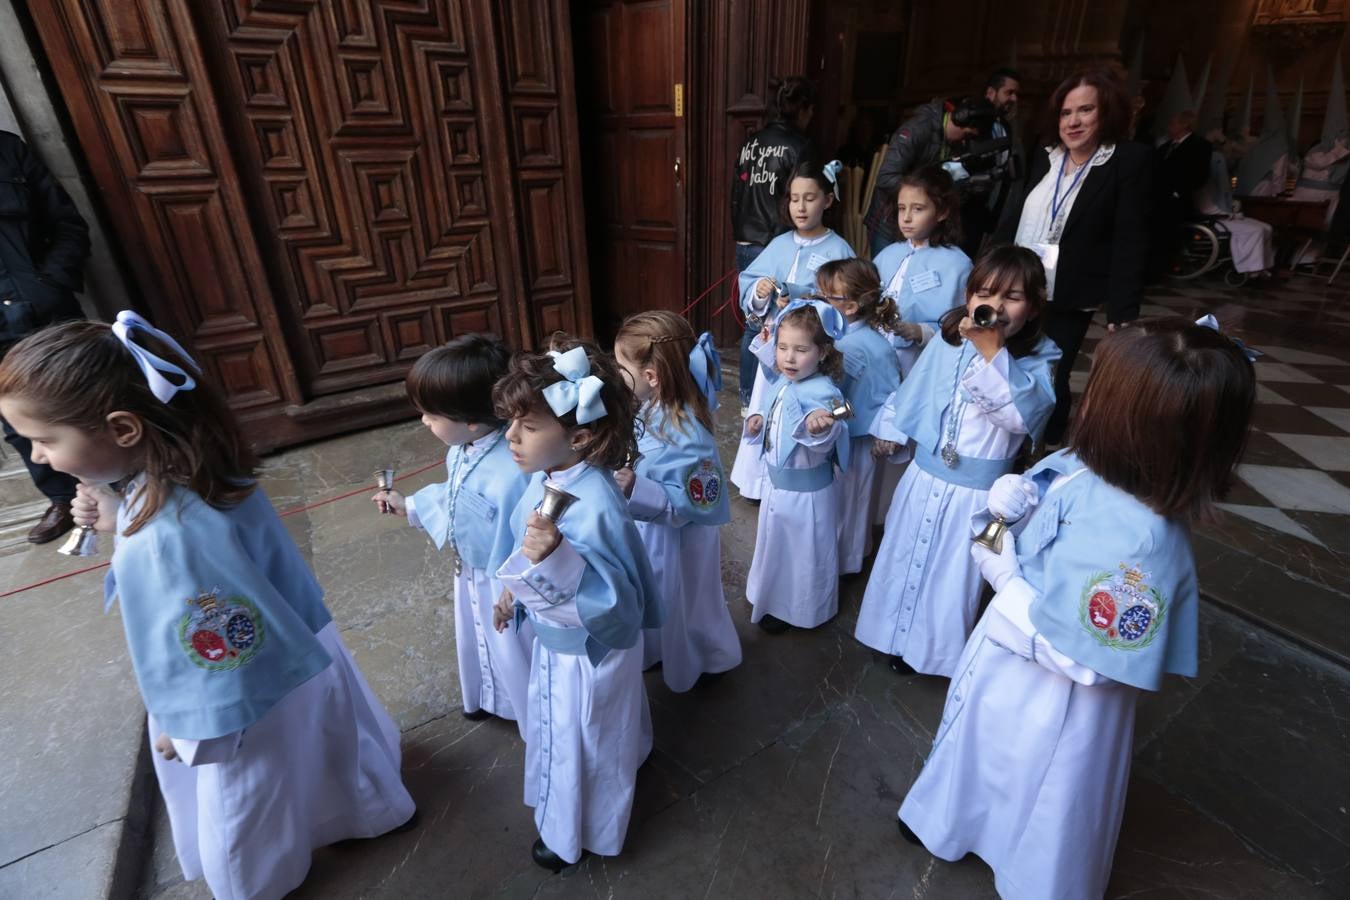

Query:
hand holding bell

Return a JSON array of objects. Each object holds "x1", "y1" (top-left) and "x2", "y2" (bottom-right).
[{"x1": 374, "y1": 468, "x2": 396, "y2": 515}]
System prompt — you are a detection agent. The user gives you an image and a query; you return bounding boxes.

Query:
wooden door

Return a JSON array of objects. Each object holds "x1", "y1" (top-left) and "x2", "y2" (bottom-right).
[
  {"x1": 26, "y1": 0, "x2": 592, "y2": 449},
  {"x1": 573, "y1": 0, "x2": 687, "y2": 337}
]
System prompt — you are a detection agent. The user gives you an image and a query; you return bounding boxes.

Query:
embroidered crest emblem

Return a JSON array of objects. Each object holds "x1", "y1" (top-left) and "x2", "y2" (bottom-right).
[
  {"x1": 1079, "y1": 564, "x2": 1166, "y2": 650},
  {"x1": 685, "y1": 458, "x2": 722, "y2": 508},
  {"x1": 178, "y1": 589, "x2": 265, "y2": 670}
]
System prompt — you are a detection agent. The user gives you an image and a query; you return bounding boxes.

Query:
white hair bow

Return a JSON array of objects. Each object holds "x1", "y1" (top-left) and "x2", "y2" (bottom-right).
[
  {"x1": 110, "y1": 310, "x2": 201, "y2": 403},
  {"x1": 542, "y1": 346, "x2": 607, "y2": 424}
]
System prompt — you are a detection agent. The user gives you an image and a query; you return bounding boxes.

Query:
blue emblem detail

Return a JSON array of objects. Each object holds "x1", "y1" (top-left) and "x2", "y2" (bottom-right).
[
  {"x1": 1117, "y1": 605, "x2": 1153, "y2": 641},
  {"x1": 226, "y1": 612, "x2": 257, "y2": 650}
]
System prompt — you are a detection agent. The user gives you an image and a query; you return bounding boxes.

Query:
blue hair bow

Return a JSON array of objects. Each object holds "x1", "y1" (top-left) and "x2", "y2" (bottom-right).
[
  {"x1": 688, "y1": 332, "x2": 722, "y2": 411},
  {"x1": 1195, "y1": 314, "x2": 1262, "y2": 362},
  {"x1": 542, "y1": 346, "x2": 608, "y2": 424},
  {"x1": 110, "y1": 310, "x2": 201, "y2": 404},
  {"x1": 822, "y1": 159, "x2": 843, "y2": 199},
  {"x1": 776, "y1": 297, "x2": 847, "y2": 342}
]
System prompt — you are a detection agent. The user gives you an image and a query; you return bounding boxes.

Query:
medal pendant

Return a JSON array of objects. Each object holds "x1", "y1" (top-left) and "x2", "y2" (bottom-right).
[{"x1": 941, "y1": 443, "x2": 960, "y2": 468}]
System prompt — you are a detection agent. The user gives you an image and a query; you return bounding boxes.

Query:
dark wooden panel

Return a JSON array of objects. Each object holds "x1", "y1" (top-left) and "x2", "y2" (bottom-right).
[
  {"x1": 496, "y1": 0, "x2": 594, "y2": 342},
  {"x1": 27, "y1": 0, "x2": 300, "y2": 417}
]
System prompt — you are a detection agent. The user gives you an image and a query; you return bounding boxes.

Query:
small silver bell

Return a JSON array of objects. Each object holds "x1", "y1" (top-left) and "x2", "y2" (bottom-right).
[
  {"x1": 536, "y1": 482, "x2": 579, "y2": 523},
  {"x1": 971, "y1": 515, "x2": 1009, "y2": 555},
  {"x1": 58, "y1": 524, "x2": 100, "y2": 558},
  {"x1": 374, "y1": 468, "x2": 396, "y2": 514},
  {"x1": 972, "y1": 304, "x2": 999, "y2": 328},
  {"x1": 831, "y1": 399, "x2": 854, "y2": 420}
]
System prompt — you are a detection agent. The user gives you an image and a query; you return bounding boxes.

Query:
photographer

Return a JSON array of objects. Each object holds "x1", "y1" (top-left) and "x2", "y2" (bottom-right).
[
  {"x1": 958, "y1": 68, "x2": 1022, "y2": 257},
  {"x1": 865, "y1": 96, "x2": 994, "y2": 257}
]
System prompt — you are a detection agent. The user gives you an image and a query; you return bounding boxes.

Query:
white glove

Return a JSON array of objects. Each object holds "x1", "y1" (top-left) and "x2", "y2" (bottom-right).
[
  {"x1": 941, "y1": 160, "x2": 971, "y2": 182},
  {"x1": 987, "y1": 474, "x2": 1039, "y2": 524},
  {"x1": 971, "y1": 530, "x2": 1021, "y2": 593}
]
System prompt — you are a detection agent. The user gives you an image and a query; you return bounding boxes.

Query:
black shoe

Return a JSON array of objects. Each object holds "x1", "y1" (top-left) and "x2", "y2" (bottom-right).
[
  {"x1": 897, "y1": 817, "x2": 922, "y2": 846},
  {"x1": 461, "y1": 707, "x2": 491, "y2": 721},
  {"x1": 532, "y1": 838, "x2": 585, "y2": 873},
  {"x1": 27, "y1": 501, "x2": 75, "y2": 545},
  {"x1": 694, "y1": 670, "x2": 725, "y2": 688},
  {"x1": 757, "y1": 614, "x2": 790, "y2": 634},
  {"x1": 888, "y1": 655, "x2": 917, "y2": 675}
]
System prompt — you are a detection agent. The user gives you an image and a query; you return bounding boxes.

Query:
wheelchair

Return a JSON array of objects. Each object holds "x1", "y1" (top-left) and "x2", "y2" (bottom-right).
[{"x1": 1169, "y1": 216, "x2": 1249, "y2": 287}]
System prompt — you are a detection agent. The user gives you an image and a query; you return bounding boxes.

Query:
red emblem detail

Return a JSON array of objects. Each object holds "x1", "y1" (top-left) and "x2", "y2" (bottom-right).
[
  {"x1": 689, "y1": 478, "x2": 704, "y2": 503},
  {"x1": 1088, "y1": 591, "x2": 1116, "y2": 630},
  {"x1": 191, "y1": 629, "x2": 227, "y2": 661}
]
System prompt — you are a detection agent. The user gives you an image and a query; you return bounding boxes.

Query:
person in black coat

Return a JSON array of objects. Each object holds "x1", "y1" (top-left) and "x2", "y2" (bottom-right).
[
  {"x1": 995, "y1": 70, "x2": 1152, "y2": 446},
  {"x1": 0, "y1": 130, "x2": 90, "y2": 543}
]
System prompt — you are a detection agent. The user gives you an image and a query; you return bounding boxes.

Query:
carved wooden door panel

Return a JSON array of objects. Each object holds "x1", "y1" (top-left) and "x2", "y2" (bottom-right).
[
  {"x1": 27, "y1": 0, "x2": 593, "y2": 448},
  {"x1": 197, "y1": 0, "x2": 525, "y2": 398},
  {"x1": 574, "y1": 0, "x2": 687, "y2": 336}
]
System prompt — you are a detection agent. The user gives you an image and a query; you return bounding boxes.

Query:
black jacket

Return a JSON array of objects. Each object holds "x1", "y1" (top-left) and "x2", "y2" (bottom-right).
[
  {"x1": 0, "y1": 130, "x2": 89, "y2": 350},
  {"x1": 864, "y1": 100, "x2": 949, "y2": 241},
  {"x1": 995, "y1": 142, "x2": 1152, "y2": 325},
  {"x1": 1157, "y1": 132, "x2": 1212, "y2": 218},
  {"x1": 731, "y1": 121, "x2": 814, "y2": 247}
]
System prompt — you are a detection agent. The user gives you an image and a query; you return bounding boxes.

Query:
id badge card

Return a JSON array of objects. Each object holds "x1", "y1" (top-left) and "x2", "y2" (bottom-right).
[
  {"x1": 1031, "y1": 242, "x2": 1060, "y2": 273},
  {"x1": 908, "y1": 269, "x2": 941, "y2": 293}
]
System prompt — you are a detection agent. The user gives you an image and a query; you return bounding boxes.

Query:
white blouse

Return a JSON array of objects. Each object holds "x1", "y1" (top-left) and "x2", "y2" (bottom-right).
[{"x1": 1013, "y1": 143, "x2": 1116, "y2": 300}]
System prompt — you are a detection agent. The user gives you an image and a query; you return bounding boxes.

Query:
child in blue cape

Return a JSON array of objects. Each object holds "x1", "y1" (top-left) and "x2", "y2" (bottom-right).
[
  {"x1": 613, "y1": 311, "x2": 741, "y2": 692},
  {"x1": 0, "y1": 313, "x2": 415, "y2": 900},
  {"x1": 372, "y1": 334, "x2": 531, "y2": 731},
  {"x1": 816, "y1": 258, "x2": 903, "y2": 575},
  {"x1": 857, "y1": 246, "x2": 1060, "y2": 677},
  {"x1": 872, "y1": 165, "x2": 972, "y2": 377},
  {"x1": 743, "y1": 299, "x2": 850, "y2": 632},
  {"x1": 731, "y1": 159, "x2": 855, "y2": 502},
  {"x1": 490, "y1": 337, "x2": 660, "y2": 872},
  {"x1": 897, "y1": 316, "x2": 1256, "y2": 900}
]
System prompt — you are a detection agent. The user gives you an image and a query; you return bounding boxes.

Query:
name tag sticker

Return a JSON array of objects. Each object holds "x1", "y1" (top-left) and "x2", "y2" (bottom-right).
[
  {"x1": 1031, "y1": 242, "x2": 1060, "y2": 271},
  {"x1": 908, "y1": 269, "x2": 941, "y2": 292},
  {"x1": 806, "y1": 252, "x2": 830, "y2": 272}
]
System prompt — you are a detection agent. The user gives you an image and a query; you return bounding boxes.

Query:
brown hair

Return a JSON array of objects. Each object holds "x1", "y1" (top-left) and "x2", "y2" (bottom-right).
[
  {"x1": 1070, "y1": 318, "x2": 1255, "y2": 522},
  {"x1": 776, "y1": 305, "x2": 844, "y2": 382},
  {"x1": 0, "y1": 319, "x2": 259, "y2": 535},
  {"x1": 896, "y1": 165, "x2": 963, "y2": 248},
  {"x1": 814, "y1": 258, "x2": 899, "y2": 334},
  {"x1": 940, "y1": 244, "x2": 1048, "y2": 358},
  {"x1": 406, "y1": 333, "x2": 512, "y2": 426},
  {"x1": 614, "y1": 311, "x2": 714, "y2": 436},
  {"x1": 1043, "y1": 68, "x2": 1132, "y2": 147},
  {"x1": 492, "y1": 333, "x2": 638, "y2": 471}
]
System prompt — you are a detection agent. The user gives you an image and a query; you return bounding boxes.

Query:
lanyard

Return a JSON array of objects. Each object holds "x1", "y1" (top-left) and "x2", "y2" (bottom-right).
[{"x1": 1049, "y1": 152, "x2": 1090, "y2": 237}]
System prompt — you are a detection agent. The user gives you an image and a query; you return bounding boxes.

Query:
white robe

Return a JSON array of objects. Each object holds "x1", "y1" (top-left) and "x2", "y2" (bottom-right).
[
  {"x1": 450, "y1": 564, "x2": 534, "y2": 730},
  {"x1": 836, "y1": 439, "x2": 878, "y2": 574},
  {"x1": 745, "y1": 380, "x2": 846, "y2": 629},
  {"x1": 496, "y1": 464, "x2": 652, "y2": 864},
  {"x1": 729, "y1": 365, "x2": 771, "y2": 500},
  {"x1": 636, "y1": 493, "x2": 743, "y2": 691},
  {"x1": 854, "y1": 353, "x2": 1029, "y2": 675},
  {"x1": 899, "y1": 479, "x2": 1136, "y2": 900},
  {"x1": 150, "y1": 622, "x2": 415, "y2": 900}
]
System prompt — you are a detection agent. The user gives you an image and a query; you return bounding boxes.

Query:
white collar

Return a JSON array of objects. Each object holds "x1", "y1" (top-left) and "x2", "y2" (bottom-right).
[
  {"x1": 1047, "y1": 143, "x2": 1116, "y2": 170},
  {"x1": 846, "y1": 319, "x2": 866, "y2": 333},
  {"x1": 544, "y1": 459, "x2": 589, "y2": 486},
  {"x1": 793, "y1": 229, "x2": 833, "y2": 247},
  {"x1": 462, "y1": 427, "x2": 503, "y2": 457}
]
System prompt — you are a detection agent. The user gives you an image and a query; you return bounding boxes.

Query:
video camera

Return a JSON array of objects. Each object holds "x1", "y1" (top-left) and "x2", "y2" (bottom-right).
[{"x1": 942, "y1": 134, "x2": 1014, "y2": 193}]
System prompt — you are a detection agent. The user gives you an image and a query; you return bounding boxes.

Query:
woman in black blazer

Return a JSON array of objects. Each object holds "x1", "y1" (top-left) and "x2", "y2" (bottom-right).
[{"x1": 994, "y1": 69, "x2": 1152, "y2": 445}]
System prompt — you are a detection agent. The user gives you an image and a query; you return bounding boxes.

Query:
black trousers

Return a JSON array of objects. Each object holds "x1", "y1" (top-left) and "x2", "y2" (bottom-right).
[
  {"x1": 1040, "y1": 305, "x2": 1097, "y2": 445},
  {"x1": 2, "y1": 416, "x2": 77, "y2": 504}
]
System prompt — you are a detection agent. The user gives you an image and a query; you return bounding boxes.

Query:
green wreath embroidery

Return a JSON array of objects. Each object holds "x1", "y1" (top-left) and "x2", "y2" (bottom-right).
[
  {"x1": 177, "y1": 592, "x2": 267, "y2": 671},
  {"x1": 1078, "y1": 570, "x2": 1167, "y2": 652}
]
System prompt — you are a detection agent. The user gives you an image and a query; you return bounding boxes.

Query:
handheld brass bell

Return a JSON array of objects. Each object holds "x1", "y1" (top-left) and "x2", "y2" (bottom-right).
[
  {"x1": 374, "y1": 468, "x2": 396, "y2": 515},
  {"x1": 58, "y1": 524, "x2": 100, "y2": 558},
  {"x1": 972, "y1": 304, "x2": 999, "y2": 328},
  {"x1": 830, "y1": 398, "x2": 854, "y2": 421},
  {"x1": 971, "y1": 515, "x2": 1009, "y2": 555},
  {"x1": 536, "y1": 482, "x2": 579, "y2": 523}
]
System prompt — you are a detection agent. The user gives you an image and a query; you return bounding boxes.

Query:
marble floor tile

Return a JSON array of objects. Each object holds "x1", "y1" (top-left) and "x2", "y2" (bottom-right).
[
  {"x1": 1253, "y1": 402, "x2": 1350, "y2": 435},
  {"x1": 1269, "y1": 433, "x2": 1350, "y2": 471},
  {"x1": 1264, "y1": 381, "x2": 1350, "y2": 409},
  {"x1": 1309, "y1": 405, "x2": 1350, "y2": 432},
  {"x1": 1254, "y1": 361, "x2": 1325, "y2": 383},
  {"x1": 1217, "y1": 503, "x2": 1326, "y2": 546},
  {"x1": 1258, "y1": 344, "x2": 1350, "y2": 366},
  {"x1": 1236, "y1": 464, "x2": 1350, "y2": 513},
  {"x1": 1256, "y1": 382, "x2": 1294, "y2": 405}
]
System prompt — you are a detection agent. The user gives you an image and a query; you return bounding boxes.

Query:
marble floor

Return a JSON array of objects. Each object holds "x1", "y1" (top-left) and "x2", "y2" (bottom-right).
[{"x1": 121, "y1": 352, "x2": 1347, "y2": 899}]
